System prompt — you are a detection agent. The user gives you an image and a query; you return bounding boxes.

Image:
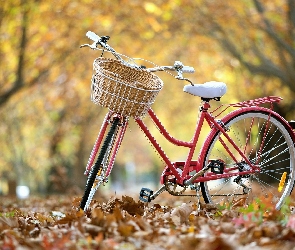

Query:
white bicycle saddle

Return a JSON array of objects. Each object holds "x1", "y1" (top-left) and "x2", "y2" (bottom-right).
[{"x1": 183, "y1": 81, "x2": 227, "y2": 99}]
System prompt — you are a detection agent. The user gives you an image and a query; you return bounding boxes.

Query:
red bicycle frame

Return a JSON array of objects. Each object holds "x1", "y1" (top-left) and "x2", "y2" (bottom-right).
[
  {"x1": 135, "y1": 101, "x2": 260, "y2": 186},
  {"x1": 85, "y1": 96, "x2": 294, "y2": 190}
]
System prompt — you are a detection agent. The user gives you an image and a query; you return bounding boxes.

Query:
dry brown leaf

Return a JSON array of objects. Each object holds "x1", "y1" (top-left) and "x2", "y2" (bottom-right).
[
  {"x1": 170, "y1": 203, "x2": 193, "y2": 226},
  {"x1": 84, "y1": 223, "x2": 103, "y2": 236},
  {"x1": 120, "y1": 196, "x2": 145, "y2": 216},
  {"x1": 91, "y1": 207, "x2": 105, "y2": 226},
  {"x1": 117, "y1": 222, "x2": 134, "y2": 238},
  {"x1": 261, "y1": 221, "x2": 280, "y2": 238},
  {"x1": 195, "y1": 236, "x2": 233, "y2": 250},
  {"x1": 0, "y1": 217, "x2": 18, "y2": 228},
  {"x1": 219, "y1": 222, "x2": 236, "y2": 234},
  {"x1": 1, "y1": 195, "x2": 295, "y2": 249},
  {"x1": 251, "y1": 226, "x2": 263, "y2": 239}
]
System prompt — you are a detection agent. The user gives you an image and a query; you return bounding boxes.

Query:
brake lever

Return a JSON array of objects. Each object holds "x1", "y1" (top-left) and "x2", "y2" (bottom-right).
[
  {"x1": 174, "y1": 61, "x2": 194, "y2": 85},
  {"x1": 80, "y1": 42, "x2": 97, "y2": 49},
  {"x1": 175, "y1": 75, "x2": 194, "y2": 86}
]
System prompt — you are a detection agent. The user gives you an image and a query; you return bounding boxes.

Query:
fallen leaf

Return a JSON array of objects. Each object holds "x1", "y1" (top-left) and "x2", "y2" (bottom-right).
[
  {"x1": 286, "y1": 215, "x2": 295, "y2": 230},
  {"x1": 170, "y1": 203, "x2": 193, "y2": 226},
  {"x1": 117, "y1": 222, "x2": 134, "y2": 237}
]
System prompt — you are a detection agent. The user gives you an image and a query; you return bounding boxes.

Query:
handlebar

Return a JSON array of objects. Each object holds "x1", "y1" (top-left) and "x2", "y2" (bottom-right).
[
  {"x1": 81, "y1": 31, "x2": 195, "y2": 84},
  {"x1": 147, "y1": 62, "x2": 195, "y2": 74},
  {"x1": 81, "y1": 31, "x2": 123, "y2": 61}
]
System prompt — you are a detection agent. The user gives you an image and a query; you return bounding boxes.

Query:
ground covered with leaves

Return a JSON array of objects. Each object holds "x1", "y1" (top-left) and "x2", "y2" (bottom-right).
[{"x1": 1, "y1": 194, "x2": 295, "y2": 249}]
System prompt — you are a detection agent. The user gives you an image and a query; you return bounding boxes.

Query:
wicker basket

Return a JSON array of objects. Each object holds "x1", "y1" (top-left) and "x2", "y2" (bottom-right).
[{"x1": 91, "y1": 57, "x2": 163, "y2": 117}]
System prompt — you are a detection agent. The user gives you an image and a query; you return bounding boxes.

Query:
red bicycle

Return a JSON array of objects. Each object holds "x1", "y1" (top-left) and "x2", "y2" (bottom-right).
[{"x1": 79, "y1": 31, "x2": 295, "y2": 211}]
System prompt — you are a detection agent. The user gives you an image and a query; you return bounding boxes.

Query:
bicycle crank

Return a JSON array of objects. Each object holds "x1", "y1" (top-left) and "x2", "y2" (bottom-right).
[{"x1": 164, "y1": 180, "x2": 187, "y2": 196}]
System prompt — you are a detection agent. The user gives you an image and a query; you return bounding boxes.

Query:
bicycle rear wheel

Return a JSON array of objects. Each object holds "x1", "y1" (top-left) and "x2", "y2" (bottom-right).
[
  {"x1": 201, "y1": 109, "x2": 295, "y2": 210},
  {"x1": 80, "y1": 117, "x2": 121, "y2": 211}
]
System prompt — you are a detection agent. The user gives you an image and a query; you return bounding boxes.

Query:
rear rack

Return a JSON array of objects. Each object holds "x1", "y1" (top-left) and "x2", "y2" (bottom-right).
[
  {"x1": 230, "y1": 96, "x2": 295, "y2": 130},
  {"x1": 210, "y1": 96, "x2": 283, "y2": 119},
  {"x1": 230, "y1": 96, "x2": 282, "y2": 108}
]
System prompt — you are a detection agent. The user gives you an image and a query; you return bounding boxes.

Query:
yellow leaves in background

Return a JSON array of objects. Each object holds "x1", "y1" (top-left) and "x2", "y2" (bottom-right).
[
  {"x1": 144, "y1": 2, "x2": 162, "y2": 15},
  {"x1": 1, "y1": 0, "x2": 294, "y2": 192}
]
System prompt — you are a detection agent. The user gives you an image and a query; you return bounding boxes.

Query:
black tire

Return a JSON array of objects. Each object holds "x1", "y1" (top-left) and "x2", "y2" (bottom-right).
[
  {"x1": 200, "y1": 110, "x2": 295, "y2": 210},
  {"x1": 80, "y1": 117, "x2": 120, "y2": 210}
]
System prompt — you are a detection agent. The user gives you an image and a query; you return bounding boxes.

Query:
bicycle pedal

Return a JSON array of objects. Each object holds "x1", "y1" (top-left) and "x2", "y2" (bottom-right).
[
  {"x1": 289, "y1": 120, "x2": 295, "y2": 129},
  {"x1": 139, "y1": 188, "x2": 153, "y2": 202},
  {"x1": 208, "y1": 159, "x2": 224, "y2": 174}
]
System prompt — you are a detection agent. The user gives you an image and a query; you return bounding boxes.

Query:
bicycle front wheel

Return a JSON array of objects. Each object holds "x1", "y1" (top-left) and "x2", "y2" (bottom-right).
[
  {"x1": 80, "y1": 117, "x2": 121, "y2": 211},
  {"x1": 201, "y1": 109, "x2": 295, "y2": 210}
]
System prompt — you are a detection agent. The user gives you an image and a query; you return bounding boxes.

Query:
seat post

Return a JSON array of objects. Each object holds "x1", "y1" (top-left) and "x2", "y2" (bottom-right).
[{"x1": 200, "y1": 100, "x2": 211, "y2": 112}]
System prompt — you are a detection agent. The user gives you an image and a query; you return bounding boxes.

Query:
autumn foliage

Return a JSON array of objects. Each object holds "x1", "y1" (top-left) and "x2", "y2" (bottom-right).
[
  {"x1": 1, "y1": 0, "x2": 295, "y2": 195},
  {"x1": 1, "y1": 195, "x2": 295, "y2": 249},
  {"x1": 1, "y1": 1, "x2": 295, "y2": 248}
]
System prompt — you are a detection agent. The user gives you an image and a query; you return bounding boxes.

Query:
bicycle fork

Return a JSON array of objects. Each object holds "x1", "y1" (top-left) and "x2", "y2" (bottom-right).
[{"x1": 84, "y1": 112, "x2": 128, "y2": 178}]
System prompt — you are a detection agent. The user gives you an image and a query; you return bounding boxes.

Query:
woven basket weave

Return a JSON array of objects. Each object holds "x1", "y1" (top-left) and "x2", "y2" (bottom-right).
[{"x1": 91, "y1": 57, "x2": 163, "y2": 117}]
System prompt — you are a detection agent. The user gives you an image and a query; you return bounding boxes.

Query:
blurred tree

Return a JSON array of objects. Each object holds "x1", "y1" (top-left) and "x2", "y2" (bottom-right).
[
  {"x1": 0, "y1": 0, "x2": 29, "y2": 106},
  {"x1": 168, "y1": 0, "x2": 295, "y2": 118},
  {"x1": 0, "y1": 0, "x2": 99, "y2": 193}
]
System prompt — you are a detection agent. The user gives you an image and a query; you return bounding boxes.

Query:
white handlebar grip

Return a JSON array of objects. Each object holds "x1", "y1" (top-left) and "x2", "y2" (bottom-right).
[
  {"x1": 86, "y1": 31, "x2": 100, "y2": 42},
  {"x1": 182, "y1": 66, "x2": 195, "y2": 73}
]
